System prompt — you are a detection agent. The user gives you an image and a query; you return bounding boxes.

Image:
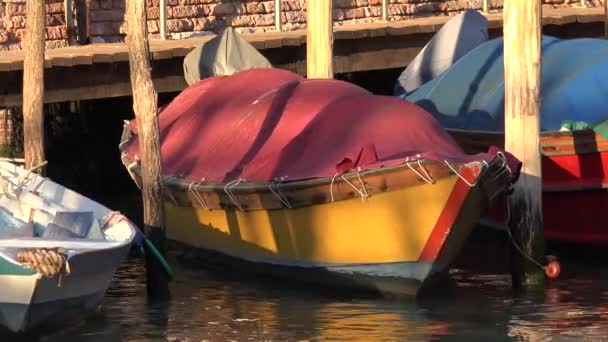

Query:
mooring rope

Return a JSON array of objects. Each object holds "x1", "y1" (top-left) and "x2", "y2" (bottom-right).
[{"x1": 16, "y1": 247, "x2": 71, "y2": 281}]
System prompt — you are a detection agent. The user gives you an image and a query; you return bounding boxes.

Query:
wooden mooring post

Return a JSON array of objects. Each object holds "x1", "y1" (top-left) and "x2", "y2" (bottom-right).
[
  {"x1": 503, "y1": 0, "x2": 546, "y2": 289},
  {"x1": 23, "y1": 0, "x2": 46, "y2": 172},
  {"x1": 126, "y1": 0, "x2": 170, "y2": 298},
  {"x1": 307, "y1": 0, "x2": 333, "y2": 79},
  {"x1": 604, "y1": 0, "x2": 608, "y2": 39}
]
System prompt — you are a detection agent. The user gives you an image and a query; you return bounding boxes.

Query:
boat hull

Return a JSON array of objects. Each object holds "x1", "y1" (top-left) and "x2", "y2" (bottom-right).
[
  {"x1": 449, "y1": 128, "x2": 608, "y2": 245},
  {"x1": 0, "y1": 242, "x2": 131, "y2": 334},
  {"x1": 162, "y1": 166, "x2": 491, "y2": 297}
]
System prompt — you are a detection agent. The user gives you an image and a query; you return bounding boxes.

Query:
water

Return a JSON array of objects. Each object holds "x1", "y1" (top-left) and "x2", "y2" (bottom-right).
[{"x1": 7, "y1": 236, "x2": 604, "y2": 342}]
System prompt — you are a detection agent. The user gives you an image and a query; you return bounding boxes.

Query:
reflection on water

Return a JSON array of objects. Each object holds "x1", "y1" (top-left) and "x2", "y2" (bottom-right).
[{"x1": 8, "y1": 238, "x2": 608, "y2": 342}]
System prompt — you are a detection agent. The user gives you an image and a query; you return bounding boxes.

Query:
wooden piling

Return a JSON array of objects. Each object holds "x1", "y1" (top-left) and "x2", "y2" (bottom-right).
[
  {"x1": 275, "y1": 0, "x2": 282, "y2": 31},
  {"x1": 160, "y1": 0, "x2": 167, "y2": 39},
  {"x1": 503, "y1": 0, "x2": 546, "y2": 289},
  {"x1": 382, "y1": 0, "x2": 388, "y2": 21},
  {"x1": 306, "y1": 0, "x2": 333, "y2": 79},
  {"x1": 604, "y1": 0, "x2": 608, "y2": 39},
  {"x1": 64, "y1": 0, "x2": 76, "y2": 45},
  {"x1": 126, "y1": 0, "x2": 170, "y2": 298},
  {"x1": 23, "y1": 0, "x2": 46, "y2": 172}
]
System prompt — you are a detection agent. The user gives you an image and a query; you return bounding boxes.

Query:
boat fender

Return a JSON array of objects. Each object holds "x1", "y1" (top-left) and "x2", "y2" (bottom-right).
[{"x1": 544, "y1": 255, "x2": 561, "y2": 280}]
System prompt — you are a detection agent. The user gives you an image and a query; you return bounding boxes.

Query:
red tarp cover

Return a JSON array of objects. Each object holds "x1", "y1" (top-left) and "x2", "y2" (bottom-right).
[{"x1": 124, "y1": 68, "x2": 517, "y2": 183}]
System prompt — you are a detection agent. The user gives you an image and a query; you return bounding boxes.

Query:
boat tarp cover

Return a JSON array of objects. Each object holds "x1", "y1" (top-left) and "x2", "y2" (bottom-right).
[
  {"x1": 124, "y1": 68, "x2": 519, "y2": 184},
  {"x1": 183, "y1": 27, "x2": 272, "y2": 86},
  {"x1": 403, "y1": 35, "x2": 608, "y2": 133},
  {"x1": 393, "y1": 9, "x2": 488, "y2": 97}
]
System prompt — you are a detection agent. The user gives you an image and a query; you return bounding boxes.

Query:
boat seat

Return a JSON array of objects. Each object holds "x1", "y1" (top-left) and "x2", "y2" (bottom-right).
[{"x1": 42, "y1": 211, "x2": 106, "y2": 241}]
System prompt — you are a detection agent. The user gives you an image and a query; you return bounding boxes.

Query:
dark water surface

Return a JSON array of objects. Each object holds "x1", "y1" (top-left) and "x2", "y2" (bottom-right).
[{"x1": 14, "y1": 236, "x2": 607, "y2": 342}]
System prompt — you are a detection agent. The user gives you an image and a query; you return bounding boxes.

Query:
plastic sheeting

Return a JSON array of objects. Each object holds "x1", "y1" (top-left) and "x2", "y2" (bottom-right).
[
  {"x1": 393, "y1": 9, "x2": 488, "y2": 96},
  {"x1": 403, "y1": 35, "x2": 608, "y2": 132},
  {"x1": 124, "y1": 68, "x2": 517, "y2": 184},
  {"x1": 183, "y1": 27, "x2": 272, "y2": 86}
]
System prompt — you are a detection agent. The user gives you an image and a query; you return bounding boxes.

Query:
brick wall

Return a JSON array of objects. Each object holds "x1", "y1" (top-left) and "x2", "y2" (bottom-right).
[
  {"x1": 0, "y1": 0, "x2": 68, "y2": 51},
  {"x1": 0, "y1": 0, "x2": 604, "y2": 50}
]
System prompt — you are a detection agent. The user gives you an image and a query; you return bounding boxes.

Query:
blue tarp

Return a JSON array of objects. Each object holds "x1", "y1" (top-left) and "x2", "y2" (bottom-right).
[{"x1": 402, "y1": 35, "x2": 608, "y2": 132}]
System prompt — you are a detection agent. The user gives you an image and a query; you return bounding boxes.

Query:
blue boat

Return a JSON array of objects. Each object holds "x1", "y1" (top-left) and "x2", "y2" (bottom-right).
[
  {"x1": 400, "y1": 35, "x2": 608, "y2": 133},
  {"x1": 395, "y1": 29, "x2": 608, "y2": 245}
]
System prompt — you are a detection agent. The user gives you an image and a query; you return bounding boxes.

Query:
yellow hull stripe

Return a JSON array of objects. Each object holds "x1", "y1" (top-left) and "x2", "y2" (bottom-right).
[{"x1": 165, "y1": 176, "x2": 459, "y2": 264}]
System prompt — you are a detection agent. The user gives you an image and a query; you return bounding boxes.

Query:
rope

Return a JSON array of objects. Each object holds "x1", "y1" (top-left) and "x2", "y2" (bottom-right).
[
  {"x1": 269, "y1": 180, "x2": 292, "y2": 208},
  {"x1": 443, "y1": 160, "x2": 478, "y2": 187},
  {"x1": 189, "y1": 179, "x2": 210, "y2": 210},
  {"x1": 16, "y1": 248, "x2": 71, "y2": 281},
  {"x1": 406, "y1": 159, "x2": 434, "y2": 184},
  {"x1": 340, "y1": 169, "x2": 369, "y2": 201},
  {"x1": 329, "y1": 173, "x2": 339, "y2": 202},
  {"x1": 503, "y1": 198, "x2": 547, "y2": 271},
  {"x1": 223, "y1": 179, "x2": 245, "y2": 211}
]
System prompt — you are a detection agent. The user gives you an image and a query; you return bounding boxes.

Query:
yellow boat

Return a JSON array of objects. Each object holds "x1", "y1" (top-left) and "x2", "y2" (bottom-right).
[{"x1": 118, "y1": 68, "x2": 519, "y2": 296}]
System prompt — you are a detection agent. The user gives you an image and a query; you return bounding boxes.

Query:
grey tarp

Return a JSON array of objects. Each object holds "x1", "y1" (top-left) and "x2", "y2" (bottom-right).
[
  {"x1": 393, "y1": 9, "x2": 488, "y2": 96},
  {"x1": 183, "y1": 27, "x2": 273, "y2": 86}
]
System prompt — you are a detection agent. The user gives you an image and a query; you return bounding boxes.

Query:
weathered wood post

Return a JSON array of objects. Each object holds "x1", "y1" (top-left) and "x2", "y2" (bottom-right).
[
  {"x1": 159, "y1": 0, "x2": 167, "y2": 39},
  {"x1": 23, "y1": 0, "x2": 46, "y2": 172},
  {"x1": 503, "y1": 0, "x2": 545, "y2": 289},
  {"x1": 306, "y1": 0, "x2": 333, "y2": 79},
  {"x1": 274, "y1": 0, "x2": 282, "y2": 30},
  {"x1": 604, "y1": 0, "x2": 607, "y2": 38},
  {"x1": 64, "y1": 0, "x2": 76, "y2": 45},
  {"x1": 382, "y1": 0, "x2": 388, "y2": 21},
  {"x1": 126, "y1": 0, "x2": 170, "y2": 298}
]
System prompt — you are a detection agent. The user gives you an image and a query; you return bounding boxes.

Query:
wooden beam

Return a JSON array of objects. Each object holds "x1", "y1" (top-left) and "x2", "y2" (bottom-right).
[
  {"x1": 503, "y1": 0, "x2": 546, "y2": 289},
  {"x1": 126, "y1": 0, "x2": 170, "y2": 297},
  {"x1": 306, "y1": 0, "x2": 333, "y2": 78},
  {"x1": 275, "y1": 0, "x2": 282, "y2": 31},
  {"x1": 23, "y1": 0, "x2": 46, "y2": 172},
  {"x1": 160, "y1": 0, "x2": 167, "y2": 39}
]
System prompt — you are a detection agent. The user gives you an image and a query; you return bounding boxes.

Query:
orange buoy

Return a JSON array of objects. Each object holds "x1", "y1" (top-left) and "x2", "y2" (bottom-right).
[{"x1": 544, "y1": 255, "x2": 561, "y2": 279}]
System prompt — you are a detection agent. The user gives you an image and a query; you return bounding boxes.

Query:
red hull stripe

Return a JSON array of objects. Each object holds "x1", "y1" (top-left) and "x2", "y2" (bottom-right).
[{"x1": 418, "y1": 167, "x2": 475, "y2": 261}]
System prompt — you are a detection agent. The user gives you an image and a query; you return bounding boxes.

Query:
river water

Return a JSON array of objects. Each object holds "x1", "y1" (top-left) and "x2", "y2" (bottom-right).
[{"x1": 11, "y1": 234, "x2": 605, "y2": 342}]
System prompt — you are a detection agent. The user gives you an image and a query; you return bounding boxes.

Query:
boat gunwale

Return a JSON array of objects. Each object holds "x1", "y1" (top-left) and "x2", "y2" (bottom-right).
[
  {"x1": 446, "y1": 127, "x2": 608, "y2": 155},
  {"x1": 121, "y1": 152, "x2": 512, "y2": 211}
]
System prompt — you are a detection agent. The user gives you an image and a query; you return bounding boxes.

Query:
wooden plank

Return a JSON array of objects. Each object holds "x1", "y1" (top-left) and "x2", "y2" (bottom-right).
[
  {"x1": 0, "y1": 61, "x2": 11, "y2": 72},
  {"x1": 386, "y1": 24, "x2": 419, "y2": 35},
  {"x1": 169, "y1": 47, "x2": 193, "y2": 57},
  {"x1": 0, "y1": 76, "x2": 187, "y2": 107},
  {"x1": 51, "y1": 56, "x2": 74, "y2": 67},
  {"x1": 151, "y1": 49, "x2": 173, "y2": 60},
  {"x1": 113, "y1": 51, "x2": 130, "y2": 62},
  {"x1": 264, "y1": 37, "x2": 284, "y2": 49},
  {"x1": 72, "y1": 54, "x2": 94, "y2": 65},
  {"x1": 92, "y1": 53, "x2": 115, "y2": 63},
  {"x1": 10, "y1": 60, "x2": 24, "y2": 71}
]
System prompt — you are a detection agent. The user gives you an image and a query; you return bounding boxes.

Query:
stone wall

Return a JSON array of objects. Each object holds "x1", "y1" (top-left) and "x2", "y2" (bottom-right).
[
  {"x1": 0, "y1": 0, "x2": 68, "y2": 51},
  {"x1": 0, "y1": 0, "x2": 604, "y2": 50}
]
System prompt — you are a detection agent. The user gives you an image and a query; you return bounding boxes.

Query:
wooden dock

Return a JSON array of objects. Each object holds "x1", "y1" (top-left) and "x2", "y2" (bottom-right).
[{"x1": 0, "y1": 7, "x2": 605, "y2": 107}]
